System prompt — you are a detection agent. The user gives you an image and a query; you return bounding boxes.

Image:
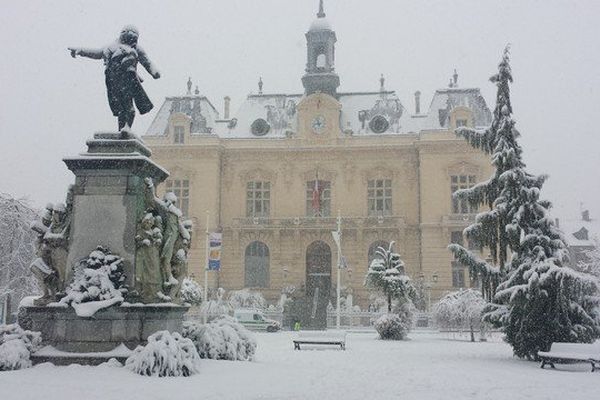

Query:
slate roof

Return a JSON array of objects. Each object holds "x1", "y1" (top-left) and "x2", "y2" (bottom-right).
[{"x1": 145, "y1": 86, "x2": 492, "y2": 139}]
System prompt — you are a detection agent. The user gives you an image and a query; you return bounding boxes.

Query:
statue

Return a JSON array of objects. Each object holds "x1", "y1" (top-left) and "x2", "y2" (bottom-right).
[
  {"x1": 30, "y1": 201, "x2": 72, "y2": 305},
  {"x1": 68, "y1": 25, "x2": 161, "y2": 135},
  {"x1": 143, "y1": 178, "x2": 183, "y2": 291},
  {"x1": 168, "y1": 219, "x2": 193, "y2": 303},
  {"x1": 135, "y1": 213, "x2": 163, "y2": 303}
]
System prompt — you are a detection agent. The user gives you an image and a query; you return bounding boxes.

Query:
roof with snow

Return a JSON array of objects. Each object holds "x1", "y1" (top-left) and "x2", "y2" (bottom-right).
[
  {"x1": 145, "y1": 87, "x2": 491, "y2": 139},
  {"x1": 423, "y1": 88, "x2": 492, "y2": 130},
  {"x1": 146, "y1": 95, "x2": 219, "y2": 136},
  {"x1": 560, "y1": 210, "x2": 599, "y2": 247}
]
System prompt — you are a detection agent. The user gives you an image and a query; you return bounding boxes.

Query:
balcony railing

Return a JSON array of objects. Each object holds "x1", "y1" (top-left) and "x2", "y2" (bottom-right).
[{"x1": 231, "y1": 215, "x2": 404, "y2": 229}]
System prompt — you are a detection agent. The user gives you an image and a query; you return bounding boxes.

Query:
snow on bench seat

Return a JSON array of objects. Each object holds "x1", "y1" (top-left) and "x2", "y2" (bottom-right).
[
  {"x1": 538, "y1": 342, "x2": 600, "y2": 371},
  {"x1": 293, "y1": 330, "x2": 347, "y2": 350}
]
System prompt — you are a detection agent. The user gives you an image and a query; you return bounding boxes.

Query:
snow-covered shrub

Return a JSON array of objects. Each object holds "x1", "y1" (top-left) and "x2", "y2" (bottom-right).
[
  {"x1": 0, "y1": 324, "x2": 41, "y2": 371},
  {"x1": 374, "y1": 313, "x2": 410, "y2": 340},
  {"x1": 228, "y1": 289, "x2": 266, "y2": 310},
  {"x1": 125, "y1": 330, "x2": 200, "y2": 377},
  {"x1": 182, "y1": 316, "x2": 256, "y2": 361},
  {"x1": 433, "y1": 289, "x2": 487, "y2": 341},
  {"x1": 59, "y1": 246, "x2": 127, "y2": 316},
  {"x1": 181, "y1": 277, "x2": 203, "y2": 306}
]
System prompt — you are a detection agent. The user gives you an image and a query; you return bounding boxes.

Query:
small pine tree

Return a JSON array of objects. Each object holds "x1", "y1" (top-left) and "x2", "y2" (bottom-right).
[{"x1": 364, "y1": 241, "x2": 413, "y2": 312}]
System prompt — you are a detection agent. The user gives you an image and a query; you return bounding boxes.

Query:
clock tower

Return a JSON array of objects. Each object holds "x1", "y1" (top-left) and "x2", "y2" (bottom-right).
[{"x1": 301, "y1": 0, "x2": 340, "y2": 98}]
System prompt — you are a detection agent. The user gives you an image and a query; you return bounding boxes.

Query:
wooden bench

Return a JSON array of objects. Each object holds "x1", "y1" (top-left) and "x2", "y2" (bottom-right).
[
  {"x1": 538, "y1": 342, "x2": 600, "y2": 372},
  {"x1": 293, "y1": 330, "x2": 347, "y2": 350}
]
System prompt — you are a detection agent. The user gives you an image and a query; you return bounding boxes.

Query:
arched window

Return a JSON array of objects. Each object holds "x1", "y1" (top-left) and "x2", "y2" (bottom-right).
[
  {"x1": 245, "y1": 241, "x2": 270, "y2": 288},
  {"x1": 368, "y1": 240, "x2": 390, "y2": 267}
]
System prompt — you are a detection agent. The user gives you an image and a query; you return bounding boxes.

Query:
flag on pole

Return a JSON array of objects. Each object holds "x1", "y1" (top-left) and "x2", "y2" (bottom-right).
[
  {"x1": 207, "y1": 232, "x2": 222, "y2": 271},
  {"x1": 311, "y1": 175, "x2": 320, "y2": 215}
]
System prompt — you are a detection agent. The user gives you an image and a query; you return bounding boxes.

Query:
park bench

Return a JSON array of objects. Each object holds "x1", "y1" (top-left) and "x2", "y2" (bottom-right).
[
  {"x1": 293, "y1": 330, "x2": 347, "y2": 350},
  {"x1": 538, "y1": 342, "x2": 600, "y2": 372}
]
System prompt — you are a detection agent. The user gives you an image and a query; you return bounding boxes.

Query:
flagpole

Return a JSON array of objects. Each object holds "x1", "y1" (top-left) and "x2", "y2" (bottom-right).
[
  {"x1": 336, "y1": 209, "x2": 341, "y2": 330},
  {"x1": 203, "y1": 210, "x2": 209, "y2": 324}
]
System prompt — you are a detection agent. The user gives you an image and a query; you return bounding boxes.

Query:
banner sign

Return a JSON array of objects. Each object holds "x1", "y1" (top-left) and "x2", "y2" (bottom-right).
[{"x1": 208, "y1": 232, "x2": 222, "y2": 271}]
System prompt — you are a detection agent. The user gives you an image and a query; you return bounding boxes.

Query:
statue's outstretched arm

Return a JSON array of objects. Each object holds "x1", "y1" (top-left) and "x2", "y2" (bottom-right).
[
  {"x1": 137, "y1": 46, "x2": 160, "y2": 79},
  {"x1": 68, "y1": 47, "x2": 104, "y2": 60}
]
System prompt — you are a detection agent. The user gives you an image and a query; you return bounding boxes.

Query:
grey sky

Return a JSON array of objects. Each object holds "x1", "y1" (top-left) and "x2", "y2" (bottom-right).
[{"x1": 1, "y1": 0, "x2": 599, "y2": 221}]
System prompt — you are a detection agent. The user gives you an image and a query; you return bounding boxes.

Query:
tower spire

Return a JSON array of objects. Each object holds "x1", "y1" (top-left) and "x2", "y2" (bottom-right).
[{"x1": 317, "y1": 0, "x2": 325, "y2": 18}]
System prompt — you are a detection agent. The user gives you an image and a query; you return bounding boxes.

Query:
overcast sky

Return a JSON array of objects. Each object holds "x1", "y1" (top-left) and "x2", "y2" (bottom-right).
[{"x1": 1, "y1": 0, "x2": 599, "y2": 221}]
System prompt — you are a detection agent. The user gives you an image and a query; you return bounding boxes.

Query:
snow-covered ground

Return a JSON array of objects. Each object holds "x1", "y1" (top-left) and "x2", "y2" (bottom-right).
[{"x1": 0, "y1": 331, "x2": 597, "y2": 400}]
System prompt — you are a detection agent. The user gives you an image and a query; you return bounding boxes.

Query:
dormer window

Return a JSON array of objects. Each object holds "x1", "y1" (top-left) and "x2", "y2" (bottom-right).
[{"x1": 456, "y1": 119, "x2": 468, "y2": 128}]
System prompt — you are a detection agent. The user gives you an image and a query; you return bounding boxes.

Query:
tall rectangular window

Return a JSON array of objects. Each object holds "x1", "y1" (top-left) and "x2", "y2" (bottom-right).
[
  {"x1": 306, "y1": 180, "x2": 331, "y2": 217},
  {"x1": 174, "y1": 125, "x2": 185, "y2": 144},
  {"x1": 451, "y1": 175, "x2": 476, "y2": 214},
  {"x1": 246, "y1": 181, "x2": 270, "y2": 218},
  {"x1": 450, "y1": 231, "x2": 464, "y2": 246},
  {"x1": 368, "y1": 179, "x2": 392, "y2": 216},
  {"x1": 452, "y1": 261, "x2": 466, "y2": 288},
  {"x1": 165, "y1": 179, "x2": 190, "y2": 217}
]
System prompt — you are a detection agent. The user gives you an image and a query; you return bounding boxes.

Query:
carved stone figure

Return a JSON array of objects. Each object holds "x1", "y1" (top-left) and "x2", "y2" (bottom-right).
[
  {"x1": 29, "y1": 201, "x2": 71, "y2": 305},
  {"x1": 68, "y1": 25, "x2": 161, "y2": 134},
  {"x1": 135, "y1": 213, "x2": 163, "y2": 303},
  {"x1": 168, "y1": 219, "x2": 193, "y2": 303},
  {"x1": 143, "y1": 178, "x2": 181, "y2": 290}
]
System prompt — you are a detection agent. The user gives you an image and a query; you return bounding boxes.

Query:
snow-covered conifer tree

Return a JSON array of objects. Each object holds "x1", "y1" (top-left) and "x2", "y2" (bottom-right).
[
  {"x1": 364, "y1": 241, "x2": 413, "y2": 312},
  {"x1": 448, "y1": 46, "x2": 517, "y2": 301},
  {"x1": 451, "y1": 46, "x2": 600, "y2": 359}
]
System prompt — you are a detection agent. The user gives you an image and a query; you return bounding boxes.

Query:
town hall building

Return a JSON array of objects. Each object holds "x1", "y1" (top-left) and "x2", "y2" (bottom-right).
[{"x1": 142, "y1": 1, "x2": 493, "y2": 320}]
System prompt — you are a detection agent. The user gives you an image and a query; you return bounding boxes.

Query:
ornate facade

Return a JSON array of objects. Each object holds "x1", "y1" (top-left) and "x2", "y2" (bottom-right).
[{"x1": 142, "y1": 3, "x2": 493, "y2": 309}]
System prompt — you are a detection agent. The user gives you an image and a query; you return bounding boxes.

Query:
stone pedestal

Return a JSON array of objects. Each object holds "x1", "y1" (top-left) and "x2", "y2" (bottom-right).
[
  {"x1": 19, "y1": 304, "x2": 188, "y2": 365},
  {"x1": 62, "y1": 132, "x2": 169, "y2": 288}
]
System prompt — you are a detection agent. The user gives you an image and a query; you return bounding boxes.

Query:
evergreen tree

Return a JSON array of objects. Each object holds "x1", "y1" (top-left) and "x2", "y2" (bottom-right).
[
  {"x1": 492, "y1": 164, "x2": 600, "y2": 359},
  {"x1": 448, "y1": 46, "x2": 517, "y2": 301},
  {"x1": 451, "y1": 46, "x2": 600, "y2": 359},
  {"x1": 364, "y1": 242, "x2": 413, "y2": 312}
]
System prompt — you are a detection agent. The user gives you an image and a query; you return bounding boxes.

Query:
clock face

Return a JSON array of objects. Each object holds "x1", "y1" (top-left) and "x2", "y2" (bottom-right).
[{"x1": 311, "y1": 115, "x2": 326, "y2": 134}]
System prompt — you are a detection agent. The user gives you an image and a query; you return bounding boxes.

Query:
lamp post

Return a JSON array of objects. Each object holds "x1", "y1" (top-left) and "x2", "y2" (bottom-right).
[
  {"x1": 203, "y1": 211, "x2": 209, "y2": 324},
  {"x1": 332, "y1": 209, "x2": 342, "y2": 330}
]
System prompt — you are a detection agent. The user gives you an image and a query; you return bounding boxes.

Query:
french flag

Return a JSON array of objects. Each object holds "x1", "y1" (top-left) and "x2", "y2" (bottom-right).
[{"x1": 312, "y1": 176, "x2": 321, "y2": 215}]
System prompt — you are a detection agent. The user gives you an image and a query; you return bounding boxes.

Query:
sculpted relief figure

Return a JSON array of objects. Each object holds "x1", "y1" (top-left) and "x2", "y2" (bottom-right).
[
  {"x1": 68, "y1": 25, "x2": 161, "y2": 135},
  {"x1": 144, "y1": 178, "x2": 191, "y2": 303},
  {"x1": 135, "y1": 213, "x2": 163, "y2": 303},
  {"x1": 168, "y1": 219, "x2": 193, "y2": 303},
  {"x1": 30, "y1": 200, "x2": 72, "y2": 305}
]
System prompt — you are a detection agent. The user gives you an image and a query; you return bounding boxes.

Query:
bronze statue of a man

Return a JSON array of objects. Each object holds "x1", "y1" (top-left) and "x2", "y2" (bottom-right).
[{"x1": 68, "y1": 25, "x2": 161, "y2": 135}]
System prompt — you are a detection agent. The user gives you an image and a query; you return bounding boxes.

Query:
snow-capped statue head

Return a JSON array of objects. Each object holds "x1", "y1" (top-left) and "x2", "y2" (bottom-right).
[
  {"x1": 163, "y1": 192, "x2": 178, "y2": 207},
  {"x1": 141, "y1": 213, "x2": 155, "y2": 230},
  {"x1": 119, "y1": 25, "x2": 139, "y2": 46}
]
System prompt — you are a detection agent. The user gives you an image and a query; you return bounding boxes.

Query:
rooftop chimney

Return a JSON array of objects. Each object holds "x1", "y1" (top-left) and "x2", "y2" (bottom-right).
[
  {"x1": 224, "y1": 96, "x2": 231, "y2": 120},
  {"x1": 414, "y1": 91, "x2": 421, "y2": 114}
]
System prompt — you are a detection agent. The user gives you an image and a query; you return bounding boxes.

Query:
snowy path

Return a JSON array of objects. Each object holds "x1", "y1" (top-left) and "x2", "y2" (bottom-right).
[{"x1": 0, "y1": 331, "x2": 597, "y2": 400}]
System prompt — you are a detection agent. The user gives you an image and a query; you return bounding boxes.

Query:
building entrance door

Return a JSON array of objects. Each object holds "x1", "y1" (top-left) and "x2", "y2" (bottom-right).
[{"x1": 304, "y1": 241, "x2": 331, "y2": 329}]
